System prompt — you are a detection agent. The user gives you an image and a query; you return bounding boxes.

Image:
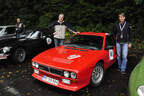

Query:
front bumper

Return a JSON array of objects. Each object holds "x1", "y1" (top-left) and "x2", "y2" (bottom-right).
[
  {"x1": 0, "y1": 53, "x2": 9, "y2": 60},
  {"x1": 32, "y1": 68, "x2": 88, "y2": 91}
]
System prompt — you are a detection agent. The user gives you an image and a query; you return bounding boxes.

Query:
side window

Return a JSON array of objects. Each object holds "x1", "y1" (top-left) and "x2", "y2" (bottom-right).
[
  {"x1": 105, "y1": 36, "x2": 115, "y2": 48},
  {"x1": 38, "y1": 31, "x2": 42, "y2": 38},
  {"x1": 5, "y1": 27, "x2": 16, "y2": 34}
]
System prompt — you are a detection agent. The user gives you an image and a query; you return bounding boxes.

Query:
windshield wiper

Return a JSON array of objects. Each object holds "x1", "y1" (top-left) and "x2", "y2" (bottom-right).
[
  {"x1": 64, "y1": 43, "x2": 79, "y2": 48},
  {"x1": 88, "y1": 47, "x2": 97, "y2": 50},
  {"x1": 82, "y1": 46, "x2": 98, "y2": 50}
]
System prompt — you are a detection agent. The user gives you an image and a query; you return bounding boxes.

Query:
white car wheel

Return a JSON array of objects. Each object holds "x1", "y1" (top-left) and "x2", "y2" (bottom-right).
[{"x1": 90, "y1": 62, "x2": 104, "y2": 87}]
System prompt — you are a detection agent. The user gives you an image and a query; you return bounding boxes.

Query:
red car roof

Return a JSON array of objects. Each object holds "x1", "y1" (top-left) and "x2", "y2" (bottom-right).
[{"x1": 78, "y1": 32, "x2": 106, "y2": 37}]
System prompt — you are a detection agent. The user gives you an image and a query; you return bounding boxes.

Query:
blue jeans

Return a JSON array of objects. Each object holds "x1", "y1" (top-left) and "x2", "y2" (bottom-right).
[
  {"x1": 54, "y1": 38, "x2": 64, "y2": 47},
  {"x1": 116, "y1": 43, "x2": 128, "y2": 72},
  {"x1": 16, "y1": 33, "x2": 20, "y2": 38}
]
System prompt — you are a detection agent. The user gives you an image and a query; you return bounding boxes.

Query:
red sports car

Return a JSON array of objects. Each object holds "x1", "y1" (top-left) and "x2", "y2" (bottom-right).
[{"x1": 32, "y1": 32, "x2": 117, "y2": 91}]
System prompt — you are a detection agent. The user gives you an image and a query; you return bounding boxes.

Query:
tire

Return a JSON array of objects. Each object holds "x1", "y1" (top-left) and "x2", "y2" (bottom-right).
[
  {"x1": 12, "y1": 47, "x2": 26, "y2": 63},
  {"x1": 90, "y1": 62, "x2": 104, "y2": 87}
]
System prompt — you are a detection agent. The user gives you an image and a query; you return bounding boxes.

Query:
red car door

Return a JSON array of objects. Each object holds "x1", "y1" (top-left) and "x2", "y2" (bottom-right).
[{"x1": 104, "y1": 35, "x2": 117, "y2": 69}]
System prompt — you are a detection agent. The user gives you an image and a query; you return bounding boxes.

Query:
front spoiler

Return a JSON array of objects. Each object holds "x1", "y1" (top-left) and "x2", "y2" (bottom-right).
[{"x1": 32, "y1": 72, "x2": 86, "y2": 92}]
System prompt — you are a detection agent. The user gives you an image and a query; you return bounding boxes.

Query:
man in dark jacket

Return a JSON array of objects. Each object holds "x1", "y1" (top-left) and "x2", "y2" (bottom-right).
[
  {"x1": 16, "y1": 17, "x2": 25, "y2": 38},
  {"x1": 48, "y1": 13, "x2": 79, "y2": 47},
  {"x1": 112, "y1": 13, "x2": 132, "y2": 74}
]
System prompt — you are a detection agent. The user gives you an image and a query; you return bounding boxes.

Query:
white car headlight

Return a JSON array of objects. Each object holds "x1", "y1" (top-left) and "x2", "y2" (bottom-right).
[
  {"x1": 32, "y1": 62, "x2": 39, "y2": 68},
  {"x1": 35, "y1": 63, "x2": 39, "y2": 68},
  {"x1": 32, "y1": 61, "x2": 36, "y2": 67},
  {"x1": 3, "y1": 47, "x2": 11, "y2": 53},
  {"x1": 64, "y1": 71, "x2": 70, "y2": 78},
  {"x1": 137, "y1": 85, "x2": 144, "y2": 96},
  {"x1": 71, "y1": 72, "x2": 77, "y2": 79},
  {"x1": 34, "y1": 69, "x2": 39, "y2": 74}
]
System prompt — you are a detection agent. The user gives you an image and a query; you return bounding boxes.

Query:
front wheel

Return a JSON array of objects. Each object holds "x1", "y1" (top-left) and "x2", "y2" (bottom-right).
[
  {"x1": 90, "y1": 62, "x2": 104, "y2": 87},
  {"x1": 12, "y1": 47, "x2": 26, "y2": 63}
]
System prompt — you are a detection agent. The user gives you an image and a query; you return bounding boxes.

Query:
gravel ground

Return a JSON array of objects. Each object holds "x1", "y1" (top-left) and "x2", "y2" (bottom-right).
[{"x1": 0, "y1": 49, "x2": 143, "y2": 96}]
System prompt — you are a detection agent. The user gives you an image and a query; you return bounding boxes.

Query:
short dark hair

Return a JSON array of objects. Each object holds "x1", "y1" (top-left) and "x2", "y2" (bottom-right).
[
  {"x1": 119, "y1": 13, "x2": 125, "y2": 17},
  {"x1": 17, "y1": 17, "x2": 20, "y2": 19}
]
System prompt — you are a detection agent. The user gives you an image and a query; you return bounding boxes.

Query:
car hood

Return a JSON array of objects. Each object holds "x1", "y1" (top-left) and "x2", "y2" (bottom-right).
[
  {"x1": 0, "y1": 37, "x2": 36, "y2": 48},
  {"x1": 32, "y1": 46, "x2": 103, "y2": 71},
  {"x1": 0, "y1": 37, "x2": 18, "y2": 48}
]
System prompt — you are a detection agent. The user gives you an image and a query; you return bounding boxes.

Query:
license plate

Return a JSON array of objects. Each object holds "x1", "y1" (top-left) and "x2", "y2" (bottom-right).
[{"x1": 42, "y1": 75, "x2": 59, "y2": 85}]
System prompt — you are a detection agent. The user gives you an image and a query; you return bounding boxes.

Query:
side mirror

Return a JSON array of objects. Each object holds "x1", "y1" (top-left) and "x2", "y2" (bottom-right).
[{"x1": 105, "y1": 45, "x2": 113, "y2": 50}]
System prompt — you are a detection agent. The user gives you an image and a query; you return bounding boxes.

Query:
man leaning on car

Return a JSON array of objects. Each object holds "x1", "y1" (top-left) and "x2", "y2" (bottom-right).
[{"x1": 47, "y1": 13, "x2": 79, "y2": 47}]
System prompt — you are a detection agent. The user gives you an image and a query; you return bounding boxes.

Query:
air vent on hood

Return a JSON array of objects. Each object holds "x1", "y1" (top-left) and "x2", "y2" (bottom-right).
[
  {"x1": 72, "y1": 48, "x2": 79, "y2": 50},
  {"x1": 64, "y1": 47, "x2": 70, "y2": 49},
  {"x1": 80, "y1": 49, "x2": 88, "y2": 52}
]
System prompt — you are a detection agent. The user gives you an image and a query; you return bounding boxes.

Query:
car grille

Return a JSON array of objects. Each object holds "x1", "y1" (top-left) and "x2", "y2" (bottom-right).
[{"x1": 38, "y1": 64, "x2": 63, "y2": 76}]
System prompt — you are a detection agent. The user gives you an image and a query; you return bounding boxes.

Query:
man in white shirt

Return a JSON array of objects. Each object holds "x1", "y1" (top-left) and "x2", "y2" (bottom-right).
[{"x1": 48, "y1": 14, "x2": 79, "y2": 47}]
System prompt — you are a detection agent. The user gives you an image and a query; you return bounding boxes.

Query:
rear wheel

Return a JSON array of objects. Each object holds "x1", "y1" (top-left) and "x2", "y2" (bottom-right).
[
  {"x1": 90, "y1": 62, "x2": 104, "y2": 87},
  {"x1": 12, "y1": 47, "x2": 26, "y2": 63}
]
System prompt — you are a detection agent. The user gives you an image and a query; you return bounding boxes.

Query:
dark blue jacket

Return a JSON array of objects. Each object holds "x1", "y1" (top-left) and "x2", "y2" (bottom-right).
[{"x1": 112, "y1": 21, "x2": 132, "y2": 43}]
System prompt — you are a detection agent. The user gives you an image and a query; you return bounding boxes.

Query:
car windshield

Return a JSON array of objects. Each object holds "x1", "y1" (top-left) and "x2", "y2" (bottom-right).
[
  {"x1": 0, "y1": 28, "x2": 4, "y2": 36},
  {"x1": 26, "y1": 31, "x2": 41, "y2": 39},
  {"x1": 64, "y1": 35, "x2": 104, "y2": 50}
]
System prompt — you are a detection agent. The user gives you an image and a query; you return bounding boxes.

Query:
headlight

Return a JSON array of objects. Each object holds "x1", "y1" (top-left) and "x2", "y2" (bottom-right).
[
  {"x1": 32, "y1": 61, "x2": 39, "y2": 68},
  {"x1": 3, "y1": 47, "x2": 11, "y2": 53},
  {"x1": 32, "y1": 61, "x2": 36, "y2": 67},
  {"x1": 64, "y1": 71, "x2": 70, "y2": 78},
  {"x1": 70, "y1": 72, "x2": 77, "y2": 79},
  {"x1": 137, "y1": 85, "x2": 144, "y2": 96},
  {"x1": 35, "y1": 63, "x2": 39, "y2": 68},
  {"x1": 34, "y1": 69, "x2": 39, "y2": 74}
]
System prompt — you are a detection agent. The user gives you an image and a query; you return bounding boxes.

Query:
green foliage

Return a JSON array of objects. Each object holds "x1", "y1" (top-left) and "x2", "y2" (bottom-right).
[
  {"x1": 135, "y1": 0, "x2": 144, "y2": 4},
  {"x1": 75, "y1": 24, "x2": 108, "y2": 33},
  {"x1": 0, "y1": 0, "x2": 144, "y2": 49},
  {"x1": 38, "y1": 13, "x2": 55, "y2": 27}
]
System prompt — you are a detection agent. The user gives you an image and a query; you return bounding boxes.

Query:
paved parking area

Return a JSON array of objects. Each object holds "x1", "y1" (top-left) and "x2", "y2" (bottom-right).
[{"x1": 0, "y1": 50, "x2": 143, "y2": 96}]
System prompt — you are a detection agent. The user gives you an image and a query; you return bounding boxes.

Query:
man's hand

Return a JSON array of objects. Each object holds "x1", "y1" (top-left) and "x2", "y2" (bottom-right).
[
  {"x1": 75, "y1": 32, "x2": 80, "y2": 34},
  {"x1": 53, "y1": 32, "x2": 56, "y2": 35},
  {"x1": 105, "y1": 33, "x2": 109, "y2": 35},
  {"x1": 128, "y1": 43, "x2": 132, "y2": 48}
]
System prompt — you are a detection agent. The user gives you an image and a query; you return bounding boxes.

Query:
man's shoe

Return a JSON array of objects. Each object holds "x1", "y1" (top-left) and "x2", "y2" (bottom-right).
[{"x1": 121, "y1": 71, "x2": 126, "y2": 74}]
